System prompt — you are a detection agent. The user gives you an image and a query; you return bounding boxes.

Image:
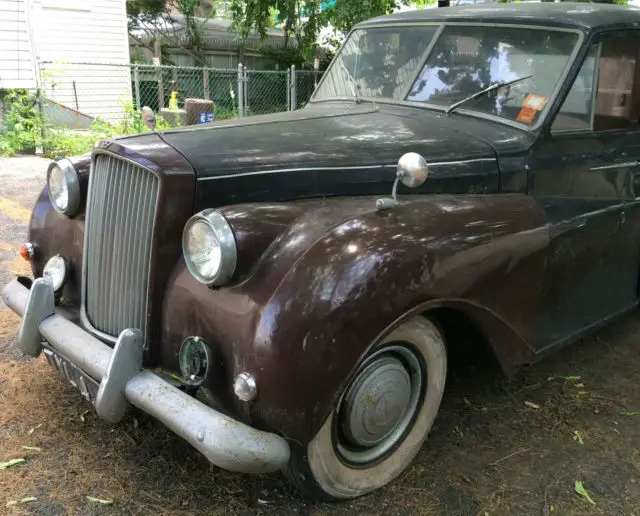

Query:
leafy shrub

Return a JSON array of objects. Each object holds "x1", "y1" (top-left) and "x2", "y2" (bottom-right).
[
  {"x1": 0, "y1": 90, "x2": 43, "y2": 155},
  {"x1": 1, "y1": 91, "x2": 181, "y2": 158}
]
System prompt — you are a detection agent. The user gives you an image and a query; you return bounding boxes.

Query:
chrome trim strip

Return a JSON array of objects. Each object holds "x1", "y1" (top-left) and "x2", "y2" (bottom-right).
[
  {"x1": 590, "y1": 42, "x2": 602, "y2": 131},
  {"x1": 590, "y1": 161, "x2": 640, "y2": 171},
  {"x1": 197, "y1": 157, "x2": 496, "y2": 181}
]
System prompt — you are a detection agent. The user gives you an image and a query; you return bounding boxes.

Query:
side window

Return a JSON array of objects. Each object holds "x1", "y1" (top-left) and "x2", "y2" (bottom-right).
[
  {"x1": 552, "y1": 45, "x2": 598, "y2": 132},
  {"x1": 552, "y1": 35, "x2": 640, "y2": 133}
]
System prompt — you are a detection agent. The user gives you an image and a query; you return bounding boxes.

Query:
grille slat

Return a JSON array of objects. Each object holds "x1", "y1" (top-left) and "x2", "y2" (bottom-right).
[{"x1": 85, "y1": 155, "x2": 159, "y2": 340}]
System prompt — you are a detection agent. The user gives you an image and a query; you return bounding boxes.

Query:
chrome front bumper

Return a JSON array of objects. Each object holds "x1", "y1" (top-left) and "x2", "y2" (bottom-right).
[{"x1": 2, "y1": 277, "x2": 290, "y2": 474}]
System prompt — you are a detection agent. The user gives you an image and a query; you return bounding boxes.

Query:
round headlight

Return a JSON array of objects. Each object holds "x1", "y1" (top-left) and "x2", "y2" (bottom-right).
[
  {"x1": 47, "y1": 158, "x2": 80, "y2": 216},
  {"x1": 43, "y1": 255, "x2": 68, "y2": 292},
  {"x1": 182, "y1": 210, "x2": 237, "y2": 286}
]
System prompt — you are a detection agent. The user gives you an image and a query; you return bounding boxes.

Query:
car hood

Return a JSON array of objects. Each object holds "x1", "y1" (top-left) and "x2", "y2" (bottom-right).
[{"x1": 150, "y1": 102, "x2": 507, "y2": 208}]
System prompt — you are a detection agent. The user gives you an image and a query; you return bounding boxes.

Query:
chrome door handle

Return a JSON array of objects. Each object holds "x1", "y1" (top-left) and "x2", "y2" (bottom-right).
[{"x1": 590, "y1": 161, "x2": 640, "y2": 171}]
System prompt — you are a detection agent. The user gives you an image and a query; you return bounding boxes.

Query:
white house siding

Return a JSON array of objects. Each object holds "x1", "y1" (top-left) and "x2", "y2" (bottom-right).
[
  {"x1": 32, "y1": 0, "x2": 132, "y2": 122},
  {"x1": 0, "y1": 0, "x2": 38, "y2": 89}
]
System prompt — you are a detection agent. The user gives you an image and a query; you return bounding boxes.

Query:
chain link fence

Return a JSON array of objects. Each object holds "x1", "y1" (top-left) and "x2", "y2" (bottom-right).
[{"x1": 39, "y1": 60, "x2": 323, "y2": 133}]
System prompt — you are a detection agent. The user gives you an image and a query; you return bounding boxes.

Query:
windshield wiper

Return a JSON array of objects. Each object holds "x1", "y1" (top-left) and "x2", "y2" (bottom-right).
[
  {"x1": 338, "y1": 58, "x2": 361, "y2": 104},
  {"x1": 445, "y1": 74, "x2": 533, "y2": 115}
]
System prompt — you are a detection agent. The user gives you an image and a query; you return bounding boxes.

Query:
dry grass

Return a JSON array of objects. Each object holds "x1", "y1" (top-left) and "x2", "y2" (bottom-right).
[
  {"x1": 7, "y1": 256, "x2": 31, "y2": 277},
  {"x1": 0, "y1": 309, "x2": 20, "y2": 340}
]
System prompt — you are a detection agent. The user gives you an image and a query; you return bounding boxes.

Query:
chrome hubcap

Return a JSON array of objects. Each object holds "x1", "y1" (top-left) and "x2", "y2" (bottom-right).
[
  {"x1": 336, "y1": 345, "x2": 424, "y2": 466},
  {"x1": 342, "y1": 357, "x2": 411, "y2": 447}
]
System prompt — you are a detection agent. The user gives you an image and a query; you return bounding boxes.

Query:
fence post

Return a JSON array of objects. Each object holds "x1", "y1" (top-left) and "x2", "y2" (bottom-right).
[
  {"x1": 156, "y1": 67, "x2": 164, "y2": 110},
  {"x1": 286, "y1": 67, "x2": 291, "y2": 112},
  {"x1": 154, "y1": 36, "x2": 164, "y2": 109},
  {"x1": 203, "y1": 68, "x2": 210, "y2": 100},
  {"x1": 134, "y1": 65, "x2": 141, "y2": 111},
  {"x1": 243, "y1": 66, "x2": 249, "y2": 117},
  {"x1": 291, "y1": 64, "x2": 297, "y2": 111},
  {"x1": 237, "y1": 63, "x2": 243, "y2": 119}
]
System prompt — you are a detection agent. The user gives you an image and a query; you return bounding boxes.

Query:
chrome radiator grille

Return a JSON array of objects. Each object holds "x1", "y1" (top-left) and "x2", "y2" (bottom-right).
[{"x1": 84, "y1": 154, "x2": 159, "y2": 339}]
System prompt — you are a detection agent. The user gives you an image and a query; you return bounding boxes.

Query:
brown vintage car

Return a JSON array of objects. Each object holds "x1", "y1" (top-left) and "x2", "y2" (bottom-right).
[{"x1": 5, "y1": 2, "x2": 640, "y2": 500}]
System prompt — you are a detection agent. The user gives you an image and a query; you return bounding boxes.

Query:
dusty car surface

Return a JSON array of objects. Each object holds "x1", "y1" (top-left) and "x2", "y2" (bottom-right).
[{"x1": 4, "y1": 2, "x2": 640, "y2": 501}]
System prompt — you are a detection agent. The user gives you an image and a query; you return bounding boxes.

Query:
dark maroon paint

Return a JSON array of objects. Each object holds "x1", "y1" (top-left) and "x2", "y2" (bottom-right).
[{"x1": 20, "y1": 4, "x2": 640, "y2": 444}]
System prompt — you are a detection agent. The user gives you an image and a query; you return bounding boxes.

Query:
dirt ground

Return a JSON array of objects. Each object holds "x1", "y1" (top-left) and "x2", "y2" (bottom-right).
[{"x1": 0, "y1": 156, "x2": 639, "y2": 515}]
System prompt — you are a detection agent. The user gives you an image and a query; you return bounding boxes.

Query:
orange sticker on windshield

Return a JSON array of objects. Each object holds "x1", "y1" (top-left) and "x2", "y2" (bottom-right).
[
  {"x1": 522, "y1": 94, "x2": 547, "y2": 111},
  {"x1": 516, "y1": 107, "x2": 537, "y2": 124}
]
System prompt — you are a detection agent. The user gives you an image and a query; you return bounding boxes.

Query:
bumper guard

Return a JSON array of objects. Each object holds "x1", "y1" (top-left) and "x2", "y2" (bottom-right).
[{"x1": 2, "y1": 277, "x2": 290, "y2": 474}]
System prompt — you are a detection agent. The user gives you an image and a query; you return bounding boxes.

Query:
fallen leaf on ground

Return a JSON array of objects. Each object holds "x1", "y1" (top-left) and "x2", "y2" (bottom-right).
[
  {"x1": 22, "y1": 446, "x2": 41, "y2": 451},
  {"x1": 27, "y1": 423, "x2": 43, "y2": 434},
  {"x1": 575, "y1": 480, "x2": 596, "y2": 505},
  {"x1": 5, "y1": 496, "x2": 36, "y2": 507},
  {"x1": 86, "y1": 496, "x2": 113, "y2": 505},
  {"x1": 572, "y1": 430, "x2": 584, "y2": 445},
  {"x1": 0, "y1": 458, "x2": 25, "y2": 469}
]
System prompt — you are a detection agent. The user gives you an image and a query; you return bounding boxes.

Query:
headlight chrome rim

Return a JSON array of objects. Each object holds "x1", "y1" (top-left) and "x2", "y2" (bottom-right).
[
  {"x1": 47, "y1": 158, "x2": 80, "y2": 216},
  {"x1": 43, "y1": 254, "x2": 68, "y2": 292},
  {"x1": 182, "y1": 209, "x2": 237, "y2": 286}
]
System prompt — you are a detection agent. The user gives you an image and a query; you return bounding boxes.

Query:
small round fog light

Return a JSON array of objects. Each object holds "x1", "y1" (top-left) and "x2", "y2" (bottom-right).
[
  {"x1": 233, "y1": 372, "x2": 257, "y2": 402},
  {"x1": 43, "y1": 255, "x2": 67, "y2": 292},
  {"x1": 179, "y1": 337, "x2": 211, "y2": 386}
]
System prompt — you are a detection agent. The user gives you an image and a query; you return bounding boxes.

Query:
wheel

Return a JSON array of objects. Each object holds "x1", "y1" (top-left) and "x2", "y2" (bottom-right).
[{"x1": 285, "y1": 315, "x2": 447, "y2": 501}]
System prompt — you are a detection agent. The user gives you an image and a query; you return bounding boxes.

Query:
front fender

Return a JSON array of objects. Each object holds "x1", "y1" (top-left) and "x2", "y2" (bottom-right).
[
  {"x1": 161, "y1": 194, "x2": 550, "y2": 444},
  {"x1": 29, "y1": 186, "x2": 85, "y2": 305},
  {"x1": 25, "y1": 155, "x2": 91, "y2": 305}
]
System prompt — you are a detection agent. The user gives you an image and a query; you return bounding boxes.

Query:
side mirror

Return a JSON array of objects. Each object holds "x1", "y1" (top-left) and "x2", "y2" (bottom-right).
[
  {"x1": 397, "y1": 152, "x2": 429, "y2": 188},
  {"x1": 376, "y1": 152, "x2": 429, "y2": 210}
]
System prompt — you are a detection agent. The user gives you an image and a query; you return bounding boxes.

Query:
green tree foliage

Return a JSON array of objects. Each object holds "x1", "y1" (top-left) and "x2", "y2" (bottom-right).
[
  {"x1": 227, "y1": 0, "x2": 434, "y2": 63},
  {"x1": 127, "y1": 0, "x2": 213, "y2": 65}
]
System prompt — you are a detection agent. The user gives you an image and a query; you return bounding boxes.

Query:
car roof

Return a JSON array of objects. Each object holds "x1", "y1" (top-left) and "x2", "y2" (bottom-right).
[{"x1": 358, "y1": 3, "x2": 640, "y2": 32}]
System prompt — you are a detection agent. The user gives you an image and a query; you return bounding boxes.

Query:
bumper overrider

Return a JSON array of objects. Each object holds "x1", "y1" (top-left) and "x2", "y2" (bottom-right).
[{"x1": 2, "y1": 277, "x2": 290, "y2": 474}]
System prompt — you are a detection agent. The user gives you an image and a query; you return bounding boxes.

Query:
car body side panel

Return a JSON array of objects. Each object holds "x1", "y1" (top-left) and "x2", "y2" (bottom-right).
[{"x1": 160, "y1": 194, "x2": 549, "y2": 442}]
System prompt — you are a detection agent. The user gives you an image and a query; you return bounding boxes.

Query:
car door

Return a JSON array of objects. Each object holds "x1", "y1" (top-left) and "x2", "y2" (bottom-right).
[{"x1": 528, "y1": 31, "x2": 640, "y2": 352}]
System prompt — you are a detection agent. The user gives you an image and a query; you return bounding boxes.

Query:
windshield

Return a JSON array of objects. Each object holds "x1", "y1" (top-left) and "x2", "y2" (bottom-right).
[
  {"x1": 314, "y1": 24, "x2": 580, "y2": 127},
  {"x1": 314, "y1": 26, "x2": 440, "y2": 101}
]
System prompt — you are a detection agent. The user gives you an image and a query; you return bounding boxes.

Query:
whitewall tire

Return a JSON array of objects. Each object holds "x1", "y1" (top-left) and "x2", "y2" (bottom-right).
[{"x1": 286, "y1": 315, "x2": 447, "y2": 500}]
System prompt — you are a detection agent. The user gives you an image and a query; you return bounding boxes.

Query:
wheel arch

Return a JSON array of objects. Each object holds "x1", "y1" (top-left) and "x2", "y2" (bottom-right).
[{"x1": 423, "y1": 300, "x2": 532, "y2": 377}]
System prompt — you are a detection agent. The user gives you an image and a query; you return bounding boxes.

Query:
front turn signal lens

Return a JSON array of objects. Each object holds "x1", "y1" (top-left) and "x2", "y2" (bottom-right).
[{"x1": 19, "y1": 243, "x2": 35, "y2": 261}]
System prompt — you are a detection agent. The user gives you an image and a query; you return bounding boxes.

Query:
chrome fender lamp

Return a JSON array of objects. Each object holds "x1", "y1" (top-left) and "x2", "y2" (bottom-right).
[
  {"x1": 179, "y1": 337, "x2": 212, "y2": 394},
  {"x1": 376, "y1": 152, "x2": 429, "y2": 210}
]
